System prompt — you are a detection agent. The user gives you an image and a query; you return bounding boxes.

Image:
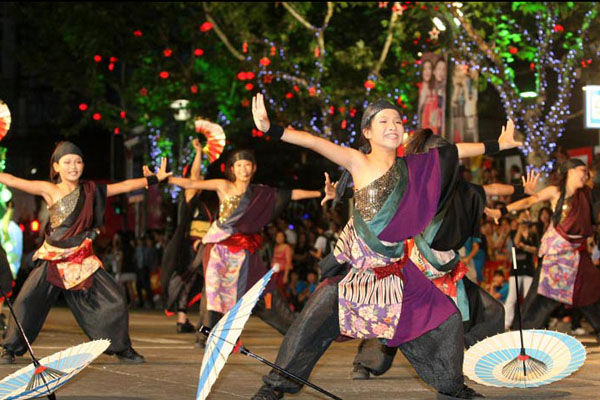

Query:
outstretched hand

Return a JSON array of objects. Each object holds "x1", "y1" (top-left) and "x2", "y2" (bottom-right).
[
  {"x1": 522, "y1": 170, "x2": 541, "y2": 195},
  {"x1": 320, "y1": 172, "x2": 337, "y2": 206},
  {"x1": 252, "y1": 93, "x2": 271, "y2": 132},
  {"x1": 484, "y1": 207, "x2": 501, "y2": 224},
  {"x1": 144, "y1": 157, "x2": 172, "y2": 182},
  {"x1": 498, "y1": 119, "x2": 522, "y2": 150}
]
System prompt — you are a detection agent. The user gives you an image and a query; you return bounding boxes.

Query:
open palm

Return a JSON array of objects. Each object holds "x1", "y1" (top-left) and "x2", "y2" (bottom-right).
[
  {"x1": 498, "y1": 119, "x2": 523, "y2": 150},
  {"x1": 252, "y1": 93, "x2": 271, "y2": 132}
]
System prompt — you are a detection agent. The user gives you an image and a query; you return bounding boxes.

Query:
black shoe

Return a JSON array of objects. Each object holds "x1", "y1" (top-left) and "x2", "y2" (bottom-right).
[
  {"x1": 350, "y1": 365, "x2": 370, "y2": 380},
  {"x1": 0, "y1": 347, "x2": 14, "y2": 365},
  {"x1": 251, "y1": 384, "x2": 284, "y2": 400},
  {"x1": 438, "y1": 385, "x2": 485, "y2": 399},
  {"x1": 116, "y1": 347, "x2": 145, "y2": 364},
  {"x1": 177, "y1": 320, "x2": 196, "y2": 334}
]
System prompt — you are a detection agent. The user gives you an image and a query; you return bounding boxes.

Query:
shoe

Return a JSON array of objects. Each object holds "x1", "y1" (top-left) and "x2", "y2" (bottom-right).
[
  {"x1": 116, "y1": 347, "x2": 145, "y2": 364},
  {"x1": 177, "y1": 320, "x2": 196, "y2": 334},
  {"x1": 438, "y1": 385, "x2": 485, "y2": 399},
  {"x1": 251, "y1": 384, "x2": 284, "y2": 400},
  {"x1": 571, "y1": 327, "x2": 587, "y2": 336},
  {"x1": 350, "y1": 365, "x2": 370, "y2": 380},
  {"x1": 0, "y1": 347, "x2": 14, "y2": 365}
]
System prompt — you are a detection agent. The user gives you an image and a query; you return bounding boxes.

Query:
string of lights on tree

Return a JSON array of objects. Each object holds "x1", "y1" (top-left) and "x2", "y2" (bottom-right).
[{"x1": 445, "y1": 2, "x2": 600, "y2": 173}]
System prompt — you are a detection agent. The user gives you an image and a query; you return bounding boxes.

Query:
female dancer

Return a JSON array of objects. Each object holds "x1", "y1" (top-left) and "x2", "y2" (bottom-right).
[
  {"x1": 161, "y1": 139, "x2": 213, "y2": 333},
  {"x1": 250, "y1": 93, "x2": 521, "y2": 400},
  {"x1": 0, "y1": 141, "x2": 171, "y2": 364},
  {"x1": 347, "y1": 128, "x2": 538, "y2": 379},
  {"x1": 169, "y1": 149, "x2": 320, "y2": 337},
  {"x1": 486, "y1": 159, "x2": 600, "y2": 339}
]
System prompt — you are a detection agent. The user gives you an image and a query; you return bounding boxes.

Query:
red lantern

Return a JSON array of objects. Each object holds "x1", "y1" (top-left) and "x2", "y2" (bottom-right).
[{"x1": 200, "y1": 22, "x2": 213, "y2": 32}]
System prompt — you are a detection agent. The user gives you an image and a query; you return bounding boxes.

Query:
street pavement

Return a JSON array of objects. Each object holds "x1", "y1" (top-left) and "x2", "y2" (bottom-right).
[{"x1": 0, "y1": 308, "x2": 599, "y2": 399}]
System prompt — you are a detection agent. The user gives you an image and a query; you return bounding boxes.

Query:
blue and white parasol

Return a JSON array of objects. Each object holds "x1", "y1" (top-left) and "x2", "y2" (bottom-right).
[
  {"x1": 196, "y1": 266, "x2": 276, "y2": 400},
  {"x1": 464, "y1": 329, "x2": 586, "y2": 388},
  {"x1": 0, "y1": 339, "x2": 110, "y2": 399}
]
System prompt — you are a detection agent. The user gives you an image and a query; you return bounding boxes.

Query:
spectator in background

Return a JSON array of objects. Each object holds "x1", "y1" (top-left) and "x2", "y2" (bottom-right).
[
  {"x1": 487, "y1": 270, "x2": 509, "y2": 303},
  {"x1": 135, "y1": 237, "x2": 154, "y2": 309},
  {"x1": 295, "y1": 269, "x2": 318, "y2": 310},
  {"x1": 114, "y1": 232, "x2": 137, "y2": 307},
  {"x1": 535, "y1": 206, "x2": 552, "y2": 237},
  {"x1": 277, "y1": 217, "x2": 297, "y2": 247},
  {"x1": 310, "y1": 221, "x2": 333, "y2": 263},
  {"x1": 462, "y1": 236, "x2": 485, "y2": 284},
  {"x1": 292, "y1": 232, "x2": 312, "y2": 278},
  {"x1": 272, "y1": 231, "x2": 293, "y2": 297}
]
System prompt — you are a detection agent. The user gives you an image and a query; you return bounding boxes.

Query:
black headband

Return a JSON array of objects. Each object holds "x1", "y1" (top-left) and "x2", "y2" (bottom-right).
[
  {"x1": 52, "y1": 142, "x2": 83, "y2": 163},
  {"x1": 360, "y1": 100, "x2": 403, "y2": 131},
  {"x1": 560, "y1": 158, "x2": 586, "y2": 174},
  {"x1": 226, "y1": 150, "x2": 256, "y2": 167}
]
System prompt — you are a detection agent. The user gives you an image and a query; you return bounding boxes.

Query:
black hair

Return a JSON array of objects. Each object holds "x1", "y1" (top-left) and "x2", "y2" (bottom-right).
[
  {"x1": 552, "y1": 158, "x2": 586, "y2": 227},
  {"x1": 225, "y1": 149, "x2": 256, "y2": 182},
  {"x1": 404, "y1": 128, "x2": 450, "y2": 155}
]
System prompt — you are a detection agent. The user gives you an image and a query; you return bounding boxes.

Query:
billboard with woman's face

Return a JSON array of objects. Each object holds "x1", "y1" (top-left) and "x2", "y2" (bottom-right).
[{"x1": 418, "y1": 53, "x2": 447, "y2": 137}]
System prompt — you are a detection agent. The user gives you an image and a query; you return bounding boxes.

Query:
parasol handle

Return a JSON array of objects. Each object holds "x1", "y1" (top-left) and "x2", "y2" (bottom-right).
[
  {"x1": 511, "y1": 246, "x2": 528, "y2": 378},
  {"x1": 198, "y1": 326, "x2": 343, "y2": 400},
  {"x1": 239, "y1": 346, "x2": 343, "y2": 400},
  {"x1": 0, "y1": 285, "x2": 41, "y2": 367}
]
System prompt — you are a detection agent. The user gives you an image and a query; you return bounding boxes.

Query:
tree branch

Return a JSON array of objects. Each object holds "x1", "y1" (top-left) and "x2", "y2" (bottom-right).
[
  {"x1": 282, "y1": 2, "x2": 317, "y2": 31},
  {"x1": 371, "y1": 5, "x2": 400, "y2": 78},
  {"x1": 202, "y1": 3, "x2": 244, "y2": 61}
]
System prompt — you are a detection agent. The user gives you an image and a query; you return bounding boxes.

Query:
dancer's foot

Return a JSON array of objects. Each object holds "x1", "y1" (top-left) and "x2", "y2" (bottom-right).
[
  {"x1": 0, "y1": 347, "x2": 14, "y2": 364},
  {"x1": 177, "y1": 320, "x2": 196, "y2": 334},
  {"x1": 116, "y1": 347, "x2": 145, "y2": 364},
  {"x1": 350, "y1": 365, "x2": 370, "y2": 380},
  {"x1": 438, "y1": 385, "x2": 485, "y2": 399},
  {"x1": 251, "y1": 384, "x2": 284, "y2": 400}
]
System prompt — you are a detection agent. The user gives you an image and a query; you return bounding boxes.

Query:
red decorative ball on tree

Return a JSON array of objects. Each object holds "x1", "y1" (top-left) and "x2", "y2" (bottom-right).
[
  {"x1": 79, "y1": 103, "x2": 88, "y2": 111},
  {"x1": 92, "y1": 113, "x2": 101, "y2": 121},
  {"x1": 140, "y1": 87, "x2": 148, "y2": 96},
  {"x1": 114, "y1": 128, "x2": 120, "y2": 135},
  {"x1": 93, "y1": 55, "x2": 102, "y2": 63},
  {"x1": 364, "y1": 80, "x2": 376, "y2": 90},
  {"x1": 259, "y1": 57, "x2": 271, "y2": 67},
  {"x1": 553, "y1": 24, "x2": 564, "y2": 32},
  {"x1": 163, "y1": 49, "x2": 173, "y2": 57},
  {"x1": 190, "y1": 85, "x2": 198, "y2": 94},
  {"x1": 160, "y1": 71, "x2": 169, "y2": 79},
  {"x1": 508, "y1": 46, "x2": 518, "y2": 55},
  {"x1": 246, "y1": 72, "x2": 255, "y2": 80},
  {"x1": 133, "y1": 30, "x2": 142, "y2": 37},
  {"x1": 120, "y1": 111, "x2": 126, "y2": 119},
  {"x1": 194, "y1": 48, "x2": 204, "y2": 56},
  {"x1": 285, "y1": 92, "x2": 293, "y2": 99},
  {"x1": 245, "y1": 83, "x2": 254, "y2": 91},
  {"x1": 200, "y1": 22, "x2": 213, "y2": 32}
]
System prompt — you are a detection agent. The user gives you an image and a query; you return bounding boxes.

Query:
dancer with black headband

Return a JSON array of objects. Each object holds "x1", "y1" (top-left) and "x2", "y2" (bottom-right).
[
  {"x1": 486, "y1": 158, "x2": 600, "y2": 341},
  {"x1": 250, "y1": 93, "x2": 521, "y2": 400},
  {"x1": 0, "y1": 141, "x2": 171, "y2": 364},
  {"x1": 168, "y1": 148, "x2": 321, "y2": 342},
  {"x1": 329, "y1": 128, "x2": 539, "y2": 380},
  {"x1": 162, "y1": 138, "x2": 214, "y2": 333}
]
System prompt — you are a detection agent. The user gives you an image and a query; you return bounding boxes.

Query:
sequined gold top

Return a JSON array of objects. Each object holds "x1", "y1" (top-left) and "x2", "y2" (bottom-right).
[
  {"x1": 219, "y1": 194, "x2": 243, "y2": 223},
  {"x1": 49, "y1": 187, "x2": 81, "y2": 229},
  {"x1": 354, "y1": 161, "x2": 400, "y2": 222}
]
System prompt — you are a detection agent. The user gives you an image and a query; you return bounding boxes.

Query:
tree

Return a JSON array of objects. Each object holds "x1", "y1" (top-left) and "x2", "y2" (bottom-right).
[{"x1": 440, "y1": 2, "x2": 600, "y2": 172}]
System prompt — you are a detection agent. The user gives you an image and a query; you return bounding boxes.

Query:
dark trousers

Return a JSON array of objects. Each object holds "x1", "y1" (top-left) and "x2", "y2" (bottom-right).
[
  {"x1": 517, "y1": 267, "x2": 600, "y2": 332},
  {"x1": 353, "y1": 276, "x2": 505, "y2": 376},
  {"x1": 3, "y1": 264, "x2": 132, "y2": 355},
  {"x1": 136, "y1": 267, "x2": 154, "y2": 307},
  {"x1": 263, "y1": 278, "x2": 465, "y2": 395}
]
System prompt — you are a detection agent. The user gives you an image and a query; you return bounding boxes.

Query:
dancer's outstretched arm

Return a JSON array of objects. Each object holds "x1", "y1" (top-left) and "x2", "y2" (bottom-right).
[
  {"x1": 0, "y1": 173, "x2": 55, "y2": 204},
  {"x1": 485, "y1": 185, "x2": 559, "y2": 223},
  {"x1": 168, "y1": 176, "x2": 230, "y2": 195},
  {"x1": 185, "y1": 139, "x2": 204, "y2": 202},
  {"x1": 107, "y1": 157, "x2": 172, "y2": 197},
  {"x1": 455, "y1": 119, "x2": 522, "y2": 159},
  {"x1": 253, "y1": 93, "x2": 363, "y2": 173},
  {"x1": 483, "y1": 171, "x2": 540, "y2": 197},
  {"x1": 291, "y1": 189, "x2": 321, "y2": 201}
]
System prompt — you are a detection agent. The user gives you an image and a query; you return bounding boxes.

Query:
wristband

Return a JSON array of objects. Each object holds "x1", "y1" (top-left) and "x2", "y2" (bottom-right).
[
  {"x1": 146, "y1": 175, "x2": 159, "y2": 187},
  {"x1": 500, "y1": 206, "x2": 508, "y2": 216},
  {"x1": 483, "y1": 140, "x2": 500, "y2": 155},
  {"x1": 266, "y1": 124, "x2": 285, "y2": 140},
  {"x1": 512, "y1": 185, "x2": 525, "y2": 195},
  {"x1": 319, "y1": 188, "x2": 326, "y2": 198}
]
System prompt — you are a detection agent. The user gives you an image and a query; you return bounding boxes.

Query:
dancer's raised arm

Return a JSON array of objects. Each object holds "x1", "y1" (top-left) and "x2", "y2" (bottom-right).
[
  {"x1": 485, "y1": 185, "x2": 559, "y2": 224},
  {"x1": 0, "y1": 174, "x2": 55, "y2": 204},
  {"x1": 483, "y1": 170, "x2": 540, "y2": 197},
  {"x1": 252, "y1": 93, "x2": 363, "y2": 173},
  {"x1": 107, "y1": 157, "x2": 172, "y2": 197},
  {"x1": 455, "y1": 119, "x2": 521, "y2": 159}
]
